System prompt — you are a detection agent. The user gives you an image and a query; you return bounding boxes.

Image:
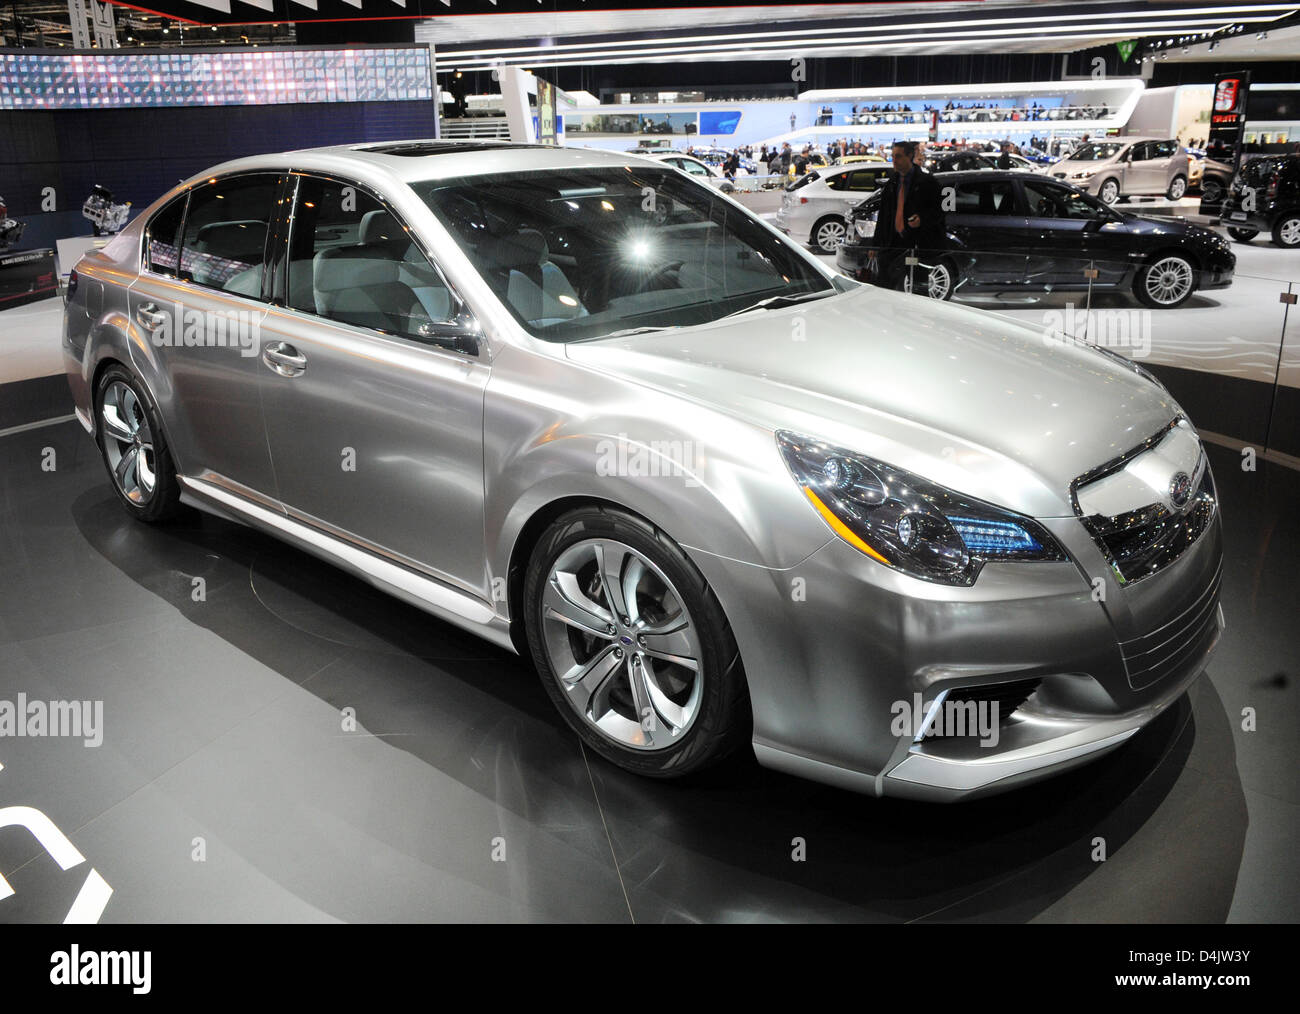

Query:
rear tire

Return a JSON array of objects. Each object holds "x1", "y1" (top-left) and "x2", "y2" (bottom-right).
[
  {"x1": 812, "y1": 215, "x2": 848, "y2": 254},
  {"x1": 1272, "y1": 213, "x2": 1300, "y2": 248},
  {"x1": 524, "y1": 506, "x2": 750, "y2": 779},
  {"x1": 94, "y1": 364, "x2": 182, "y2": 523},
  {"x1": 1226, "y1": 226, "x2": 1258, "y2": 243},
  {"x1": 1166, "y1": 175, "x2": 1187, "y2": 200}
]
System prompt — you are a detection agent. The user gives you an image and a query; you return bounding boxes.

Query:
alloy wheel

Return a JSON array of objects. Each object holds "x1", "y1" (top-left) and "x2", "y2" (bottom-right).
[
  {"x1": 100, "y1": 380, "x2": 156, "y2": 505},
  {"x1": 1278, "y1": 216, "x2": 1300, "y2": 248},
  {"x1": 1168, "y1": 176, "x2": 1187, "y2": 200},
  {"x1": 904, "y1": 262, "x2": 953, "y2": 300},
  {"x1": 815, "y1": 219, "x2": 847, "y2": 252},
  {"x1": 1100, "y1": 179, "x2": 1119, "y2": 204},
  {"x1": 540, "y1": 538, "x2": 703, "y2": 750},
  {"x1": 1144, "y1": 256, "x2": 1193, "y2": 306}
]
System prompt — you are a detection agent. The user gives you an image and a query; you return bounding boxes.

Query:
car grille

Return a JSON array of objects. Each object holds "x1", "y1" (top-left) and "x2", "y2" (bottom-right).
[
  {"x1": 1080, "y1": 466, "x2": 1217, "y2": 585},
  {"x1": 1118, "y1": 561, "x2": 1222, "y2": 690}
]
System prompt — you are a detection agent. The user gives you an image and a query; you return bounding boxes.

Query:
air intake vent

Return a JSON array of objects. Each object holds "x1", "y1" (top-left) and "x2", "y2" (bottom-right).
[{"x1": 944, "y1": 679, "x2": 1042, "y2": 724}]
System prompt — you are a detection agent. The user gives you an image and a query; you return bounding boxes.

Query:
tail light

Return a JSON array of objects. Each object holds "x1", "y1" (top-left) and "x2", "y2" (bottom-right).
[
  {"x1": 799, "y1": 197, "x2": 808, "y2": 204},
  {"x1": 66, "y1": 268, "x2": 78, "y2": 302},
  {"x1": 1267, "y1": 172, "x2": 1280, "y2": 201}
]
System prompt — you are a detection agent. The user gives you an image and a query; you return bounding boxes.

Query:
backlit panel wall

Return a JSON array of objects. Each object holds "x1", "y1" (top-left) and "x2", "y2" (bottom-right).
[{"x1": 0, "y1": 47, "x2": 432, "y2": 110}]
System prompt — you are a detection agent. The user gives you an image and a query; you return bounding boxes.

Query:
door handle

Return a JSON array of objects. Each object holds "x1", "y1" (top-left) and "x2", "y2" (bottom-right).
[
  {"x1": 262, "y1": 341, "x2": 307, "y2": 377},
  {"x1": 135, "y1": 302, "x2": 167, "y2": 333}
]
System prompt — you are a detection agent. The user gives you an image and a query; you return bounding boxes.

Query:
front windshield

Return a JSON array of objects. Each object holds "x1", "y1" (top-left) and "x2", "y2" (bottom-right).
[
  {"x1": 1070, "y1": 142, "x2": 1124, "y2": 161},
  {"x1": 417, "y1": 166, "x2": 835, "y2": 342}
]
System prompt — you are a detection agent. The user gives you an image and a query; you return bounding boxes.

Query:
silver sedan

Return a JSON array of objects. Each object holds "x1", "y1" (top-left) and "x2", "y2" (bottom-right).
[{"x1": 63, "y1": 141, "x2": 1223, "y2": 800}]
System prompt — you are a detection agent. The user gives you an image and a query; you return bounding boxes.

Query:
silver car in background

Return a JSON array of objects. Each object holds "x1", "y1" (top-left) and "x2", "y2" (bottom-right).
[
  {"x1": 773, "y1": 163, "x2": 892, "y2": 252},
  {"x1": 64, "y1": 141, "x2": 1223, "y2": 801},
  {"x1": 1051, "y1": 137, "x2": 1191, "y2": 204}
]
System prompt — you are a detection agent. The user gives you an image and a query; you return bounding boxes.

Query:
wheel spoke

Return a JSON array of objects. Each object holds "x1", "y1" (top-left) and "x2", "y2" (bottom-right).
[
  {"x1": 637, "y1": 619, "x2": 699, "y2": 671},
  {"x1": 640, "y1": 657, "x2": 690, "y2": 739},
  {"x1": 136, "y1": 445, "x2": 156, "y2": 493},
  {"x1": 594, "y1": 541, "x2": 634, "y2": 622},
  {"x1": 544, "y1": 571, "x2": 614, "y2": 638},
  {"x1": 121, "y1": 387, "x2": 141, "y2": 434},
  {"x1": 100, "y1": 400, "x2": 133, "y2": 443},
  {"x1": 561, "y1": 645, "x2": 622, "y2": 719},
  {"x1": 114, "y1": 445, "x2": 138, "y2": 494}
]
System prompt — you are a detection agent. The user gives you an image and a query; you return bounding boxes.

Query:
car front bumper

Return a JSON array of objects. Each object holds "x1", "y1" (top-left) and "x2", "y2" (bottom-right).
[{"x1": 687, "y1": 501, "x2": 1224, "y2": 802}]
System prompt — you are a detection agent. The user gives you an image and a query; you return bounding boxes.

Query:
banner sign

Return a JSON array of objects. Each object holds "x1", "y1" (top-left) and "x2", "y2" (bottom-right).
[
  {"x1": 1200, "y1": 70, "x2": 1250, "y2": 215},
  {"x1": 0, "y1": 248, "x2": 58, "y2": 310}
]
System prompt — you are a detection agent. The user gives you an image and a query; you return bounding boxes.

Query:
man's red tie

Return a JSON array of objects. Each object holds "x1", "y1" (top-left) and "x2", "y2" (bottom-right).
[{"x1": 895, "y1": 181, "x2": 906, "y2": 235}]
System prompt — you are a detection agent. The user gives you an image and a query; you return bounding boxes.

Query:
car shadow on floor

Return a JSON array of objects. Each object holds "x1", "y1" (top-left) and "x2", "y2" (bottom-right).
[{"x1": 69, "y1": 475, "x2": 1249, "y2": 923}]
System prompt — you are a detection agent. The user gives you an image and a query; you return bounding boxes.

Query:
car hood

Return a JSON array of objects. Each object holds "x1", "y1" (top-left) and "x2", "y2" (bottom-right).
[
  {"x1": 1052, "y1": 159, "x2": 1112, "y2": 174},
  {"x1": 564, "y1": 286, "x2": 1180, "y2": 518}
]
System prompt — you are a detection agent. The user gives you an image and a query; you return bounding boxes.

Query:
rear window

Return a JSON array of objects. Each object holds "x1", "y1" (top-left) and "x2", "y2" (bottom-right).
[{"x1": 786, "y1": 170, "x2": 820, "y2": 192}]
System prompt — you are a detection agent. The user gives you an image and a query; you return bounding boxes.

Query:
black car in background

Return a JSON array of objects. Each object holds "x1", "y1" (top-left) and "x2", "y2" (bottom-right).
[
  {"x1": 1219, "y1": 154, "x2": 1300, "y2": 248},
  {"x1": 837, "y1": 170, "x2": 1235, "y2": 308}
]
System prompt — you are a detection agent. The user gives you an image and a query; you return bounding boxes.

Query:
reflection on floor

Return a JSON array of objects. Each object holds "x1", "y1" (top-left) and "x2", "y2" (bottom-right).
[{"x1": 0, "y1": 422, "x2": 1295, "y2": 922}]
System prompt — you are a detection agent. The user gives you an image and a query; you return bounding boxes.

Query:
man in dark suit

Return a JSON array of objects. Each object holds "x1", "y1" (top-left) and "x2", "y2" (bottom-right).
[{"x1": 869, "y1": 140, "x2": 946, "y2": 290}]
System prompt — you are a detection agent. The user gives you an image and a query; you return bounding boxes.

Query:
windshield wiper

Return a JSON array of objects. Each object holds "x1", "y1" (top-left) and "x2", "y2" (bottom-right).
[
  {"x1": 719, "y1": 289, "x2": 835, "y2": 320},
  {"x1": 570, "y1": 325, "x2": 679, "y2": 343}
]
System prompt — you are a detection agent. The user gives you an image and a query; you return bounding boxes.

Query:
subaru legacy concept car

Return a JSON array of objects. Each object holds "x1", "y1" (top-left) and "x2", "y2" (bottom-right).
[{"x1": 63, "y1": 141, "x2": 1224, "y2": 801}]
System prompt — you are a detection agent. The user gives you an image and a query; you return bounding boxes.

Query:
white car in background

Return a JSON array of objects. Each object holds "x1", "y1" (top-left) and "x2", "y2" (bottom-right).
[
  {"x1": 644, "y1": 152, "x2": 741, "y2": 193},
  {"x1": 773, "y1": 163, "x2": 893, "y2": 253}
]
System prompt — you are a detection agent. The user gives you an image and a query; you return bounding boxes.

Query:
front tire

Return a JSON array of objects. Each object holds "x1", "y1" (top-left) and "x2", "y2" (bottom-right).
[
  {"x1": 1272, "y1": 213, "x2": 1300, "y2": 248},
  {"x1": 1134, "y1": 253, "x2": 1195, "y2": 309},
  {"x1": 1098, "y1": 178, "x2": 1120, "y2": 205},
  {"x1": 1226, "y1": 226, "x2": 1259, "y2": 242},
  {"x1": 94, "y1": 364, "x2": 182, "y2": 522},
  {"x1": 524, "y1": 506, "x2": 750, "y2": 779}
]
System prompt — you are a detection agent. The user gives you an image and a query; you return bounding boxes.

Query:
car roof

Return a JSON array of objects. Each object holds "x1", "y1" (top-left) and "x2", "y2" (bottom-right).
[{"x1": 188, "y1": 140, "x2": 668, "y2": 189}]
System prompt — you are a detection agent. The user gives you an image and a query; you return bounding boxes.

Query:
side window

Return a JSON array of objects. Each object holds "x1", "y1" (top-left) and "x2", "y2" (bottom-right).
[
  {"x1": 1024, "y1": 181, "x2": 1100, "y2": 219},
  {"x1": 179, "y1": 174, "x2": 279, "y2": 297},
  {"x1": 953, "y1": 180, "x2": 1017, "y2": 215},
  {"x1": 1153, "y1": 140, "x2": 1178, "y2": 158},
  {"x1": 825, "y1": 171, "x2": 852, "y2": 191},
  {"x1": 144, "y1": 195, "x2": 186, "y2": 277},
  {"x1": 847, "y1": 170, "x2": 883, "y2": 191},
  {"x1": 684, "y1": 160, "x2": 710, "y2": 176},
  {"x1": 1128, "y1": 143, "x2": 1149, "y2": 162},
  {"x1": 287, "y1": 175, "x2": 452, "y2": 340}
]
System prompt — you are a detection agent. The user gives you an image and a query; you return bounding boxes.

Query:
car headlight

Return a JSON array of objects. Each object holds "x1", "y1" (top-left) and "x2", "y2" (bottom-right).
[
  {"x1": 1071, "y1": 170, "x2": 1095, "y2": 179},
  {"x1": 777, "y1": 431, "x2": 1067, "y2": 586}
]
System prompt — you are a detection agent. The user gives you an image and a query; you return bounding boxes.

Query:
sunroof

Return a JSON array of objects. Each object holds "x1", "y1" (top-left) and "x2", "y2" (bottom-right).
[{"x1": 360, "y1": 141, "x2": 536, "y2": 157}]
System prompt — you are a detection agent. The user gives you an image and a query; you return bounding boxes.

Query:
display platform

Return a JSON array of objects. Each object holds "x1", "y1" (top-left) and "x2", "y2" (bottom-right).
[{"x1": 0, "y1": 412, "x2": 1294, "y2": 923}]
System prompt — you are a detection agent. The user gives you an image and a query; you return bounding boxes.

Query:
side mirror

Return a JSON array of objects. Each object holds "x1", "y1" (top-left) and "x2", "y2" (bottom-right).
[{"x1": 416, "y1": 309, "x2": 482, "y2": 356}]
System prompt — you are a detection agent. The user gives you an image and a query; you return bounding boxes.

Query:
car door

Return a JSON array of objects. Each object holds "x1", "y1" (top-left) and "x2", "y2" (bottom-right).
[
  {"x1": 255, "y1": 172, "x2": 491, "y2": 595},
  {"x1": 945, "y1": 177, "x2": 1028, "y2": 286},
  {"x1": 822, "y1": 168, "x2": 873, "y2": 216},
  {"x1": 1125, "y1": 142, "x2": 1163, "y2": 194},
  {"x1": 1021, "y1": 178, "x2": 1127, "y2": 287},
  {"x1": 127, "y1": 172, "x2": 281, "y2": 501}
]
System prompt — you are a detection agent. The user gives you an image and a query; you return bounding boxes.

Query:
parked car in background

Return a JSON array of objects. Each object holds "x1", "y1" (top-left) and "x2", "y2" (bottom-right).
[
  {"x1": 838, "y1": 170, "x2": 1234, "y2": 308},
  {"x1": 1198, "y1": 156, "x2": 1235, "y2": 206},
  {"x1": 774, "y1": 163, "x2": 892, "y2": 252},
  {"x1": 1219, "y1": 154, "x2": 1300, "y2": 248},
  {"x1": 833, "y1": 153, "x2": 887, "y2": 166},
  {"x1": 1050, "y1": 137, "x2": 1191, "y2": 204},
  {"x1": 645, "y1": 151, "x2": 739, "y2": 193}
]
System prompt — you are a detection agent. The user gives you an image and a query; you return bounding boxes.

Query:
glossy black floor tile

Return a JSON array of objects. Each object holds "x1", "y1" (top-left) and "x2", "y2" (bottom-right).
[{"x1": 0, "y1": 419, "x2": 1295, "y2": 923}]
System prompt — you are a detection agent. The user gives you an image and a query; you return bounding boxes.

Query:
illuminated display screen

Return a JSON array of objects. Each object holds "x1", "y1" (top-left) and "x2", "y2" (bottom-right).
[{"x1": 0, "y1": 48, "x2": 432, "y2": 110}]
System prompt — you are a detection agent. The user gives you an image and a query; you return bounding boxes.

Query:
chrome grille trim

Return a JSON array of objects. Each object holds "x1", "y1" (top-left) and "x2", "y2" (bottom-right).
[{"x1": 1119, "y1": 563, "x2": 1223, "y2": 690}]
